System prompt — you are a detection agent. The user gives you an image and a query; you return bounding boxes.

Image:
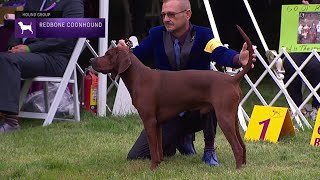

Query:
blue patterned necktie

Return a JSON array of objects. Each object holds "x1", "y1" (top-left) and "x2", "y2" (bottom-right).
[{"x1": 174, "y1": 39, "x2": 181, "y2": 70}]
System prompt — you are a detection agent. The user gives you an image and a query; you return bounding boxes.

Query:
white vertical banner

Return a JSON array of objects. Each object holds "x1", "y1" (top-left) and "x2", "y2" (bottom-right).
[{"x1": 97, "y1": 0, "x2": 109, "y2": 117}]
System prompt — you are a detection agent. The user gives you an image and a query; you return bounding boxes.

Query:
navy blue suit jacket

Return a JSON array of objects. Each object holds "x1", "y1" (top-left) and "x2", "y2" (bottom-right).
[{"x1": 133, "y1": 25, "x2": 239, "y2": 71}]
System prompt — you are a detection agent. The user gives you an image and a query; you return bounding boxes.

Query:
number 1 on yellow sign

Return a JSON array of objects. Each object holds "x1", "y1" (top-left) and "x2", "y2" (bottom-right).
[{"x1": 245, "y1": 105, "x2": 295, "y2": 143}]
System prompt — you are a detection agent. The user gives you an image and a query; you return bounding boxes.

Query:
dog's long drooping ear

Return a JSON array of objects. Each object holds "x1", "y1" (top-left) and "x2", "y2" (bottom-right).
[{"x1": 116, "y1": 48, "x2": 132, "y2": 74}]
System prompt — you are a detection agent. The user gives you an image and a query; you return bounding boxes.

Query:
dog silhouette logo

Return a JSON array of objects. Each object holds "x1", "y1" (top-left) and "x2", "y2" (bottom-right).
[{"x1": 17, "y1": 21, "x2": 33, "y2": 34}]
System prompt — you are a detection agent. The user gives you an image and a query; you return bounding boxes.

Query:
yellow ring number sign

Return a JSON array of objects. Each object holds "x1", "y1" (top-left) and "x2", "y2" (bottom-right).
[
  {"x1": 310, "y1": 109, "x2": 320, "y2": 146},
  {"x1": 244, "y1": 105, "x2": 295, "y2": 143}
]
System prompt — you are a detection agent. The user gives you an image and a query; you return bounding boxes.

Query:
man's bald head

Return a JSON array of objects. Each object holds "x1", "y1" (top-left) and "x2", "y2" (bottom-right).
[{"x1": 163, "y1": 0, "x2": 191, "y2": 10}]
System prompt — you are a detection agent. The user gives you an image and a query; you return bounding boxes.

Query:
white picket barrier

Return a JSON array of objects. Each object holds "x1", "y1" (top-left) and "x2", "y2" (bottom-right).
[{"x1": 237, "y1": 47, "x2": 319, "y2": 131}]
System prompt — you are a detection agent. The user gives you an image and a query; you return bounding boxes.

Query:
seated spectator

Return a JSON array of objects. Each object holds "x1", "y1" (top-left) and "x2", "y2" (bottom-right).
[{"x1": 0, "y1": 0, "x2": 84, "y2": 133}]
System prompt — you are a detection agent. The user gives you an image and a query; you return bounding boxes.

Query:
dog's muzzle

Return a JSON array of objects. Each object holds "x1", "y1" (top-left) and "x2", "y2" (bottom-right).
[{"x1": 90, "y1": 57, "x2": 100, "y2": 72}]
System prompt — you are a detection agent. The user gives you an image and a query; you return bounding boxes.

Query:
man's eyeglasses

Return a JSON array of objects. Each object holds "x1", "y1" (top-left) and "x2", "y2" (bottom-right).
[{"x1": 161, "y1": 10, "x2": 187, "y2": 19}]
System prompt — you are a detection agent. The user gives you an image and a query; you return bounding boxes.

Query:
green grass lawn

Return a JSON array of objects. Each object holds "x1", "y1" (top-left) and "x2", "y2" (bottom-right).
[
  {"x1": 1, "y1": 75, "x2": 318, "y2": 179},
  {"x1": 1, "y1": 111, "x2": 319, "y2": 179}
]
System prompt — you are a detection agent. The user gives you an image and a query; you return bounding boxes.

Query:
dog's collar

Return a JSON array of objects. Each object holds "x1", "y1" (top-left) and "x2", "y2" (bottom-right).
[{"x1": 125, "y1": 38, "x2": 134, "y2": 52}]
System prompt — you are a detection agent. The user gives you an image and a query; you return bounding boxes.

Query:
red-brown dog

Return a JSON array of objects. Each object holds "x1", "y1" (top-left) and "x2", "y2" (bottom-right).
[{"x1": 91, "y1": 26, "x2": 253, "y2": 170}]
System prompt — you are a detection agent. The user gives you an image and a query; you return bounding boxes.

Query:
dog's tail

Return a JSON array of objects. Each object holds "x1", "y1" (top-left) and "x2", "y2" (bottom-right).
[{"x1": 233, "y1": 25, "x2": 253, "y2": 82}]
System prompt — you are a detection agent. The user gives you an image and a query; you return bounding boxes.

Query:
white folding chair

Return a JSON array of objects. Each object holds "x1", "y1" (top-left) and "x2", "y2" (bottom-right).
[{"x1": 18, "y1": 38, "x2": 86, "y2": 126}]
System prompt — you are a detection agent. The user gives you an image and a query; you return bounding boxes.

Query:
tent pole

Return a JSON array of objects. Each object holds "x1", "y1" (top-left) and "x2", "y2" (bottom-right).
[{"x1": 97, "y1": 0, "x2": 109, "y2": 116}]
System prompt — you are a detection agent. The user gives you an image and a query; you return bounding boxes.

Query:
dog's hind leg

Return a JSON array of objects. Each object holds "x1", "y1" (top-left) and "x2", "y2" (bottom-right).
[
  {"x1": 235, "y1": 115, "x2": 246, "y2": 165},
  {"x1": 215, "y1": 108, "x2": 244, "y2": 169},
  {"x1": 157, "y1": 123, "x2": 164, "y2": 161}
]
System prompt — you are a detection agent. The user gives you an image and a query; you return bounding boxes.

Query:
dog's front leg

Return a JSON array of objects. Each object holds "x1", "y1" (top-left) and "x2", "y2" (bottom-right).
[{"x1": 144, "y1": 118, "x2": 161, "y2": 170}]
